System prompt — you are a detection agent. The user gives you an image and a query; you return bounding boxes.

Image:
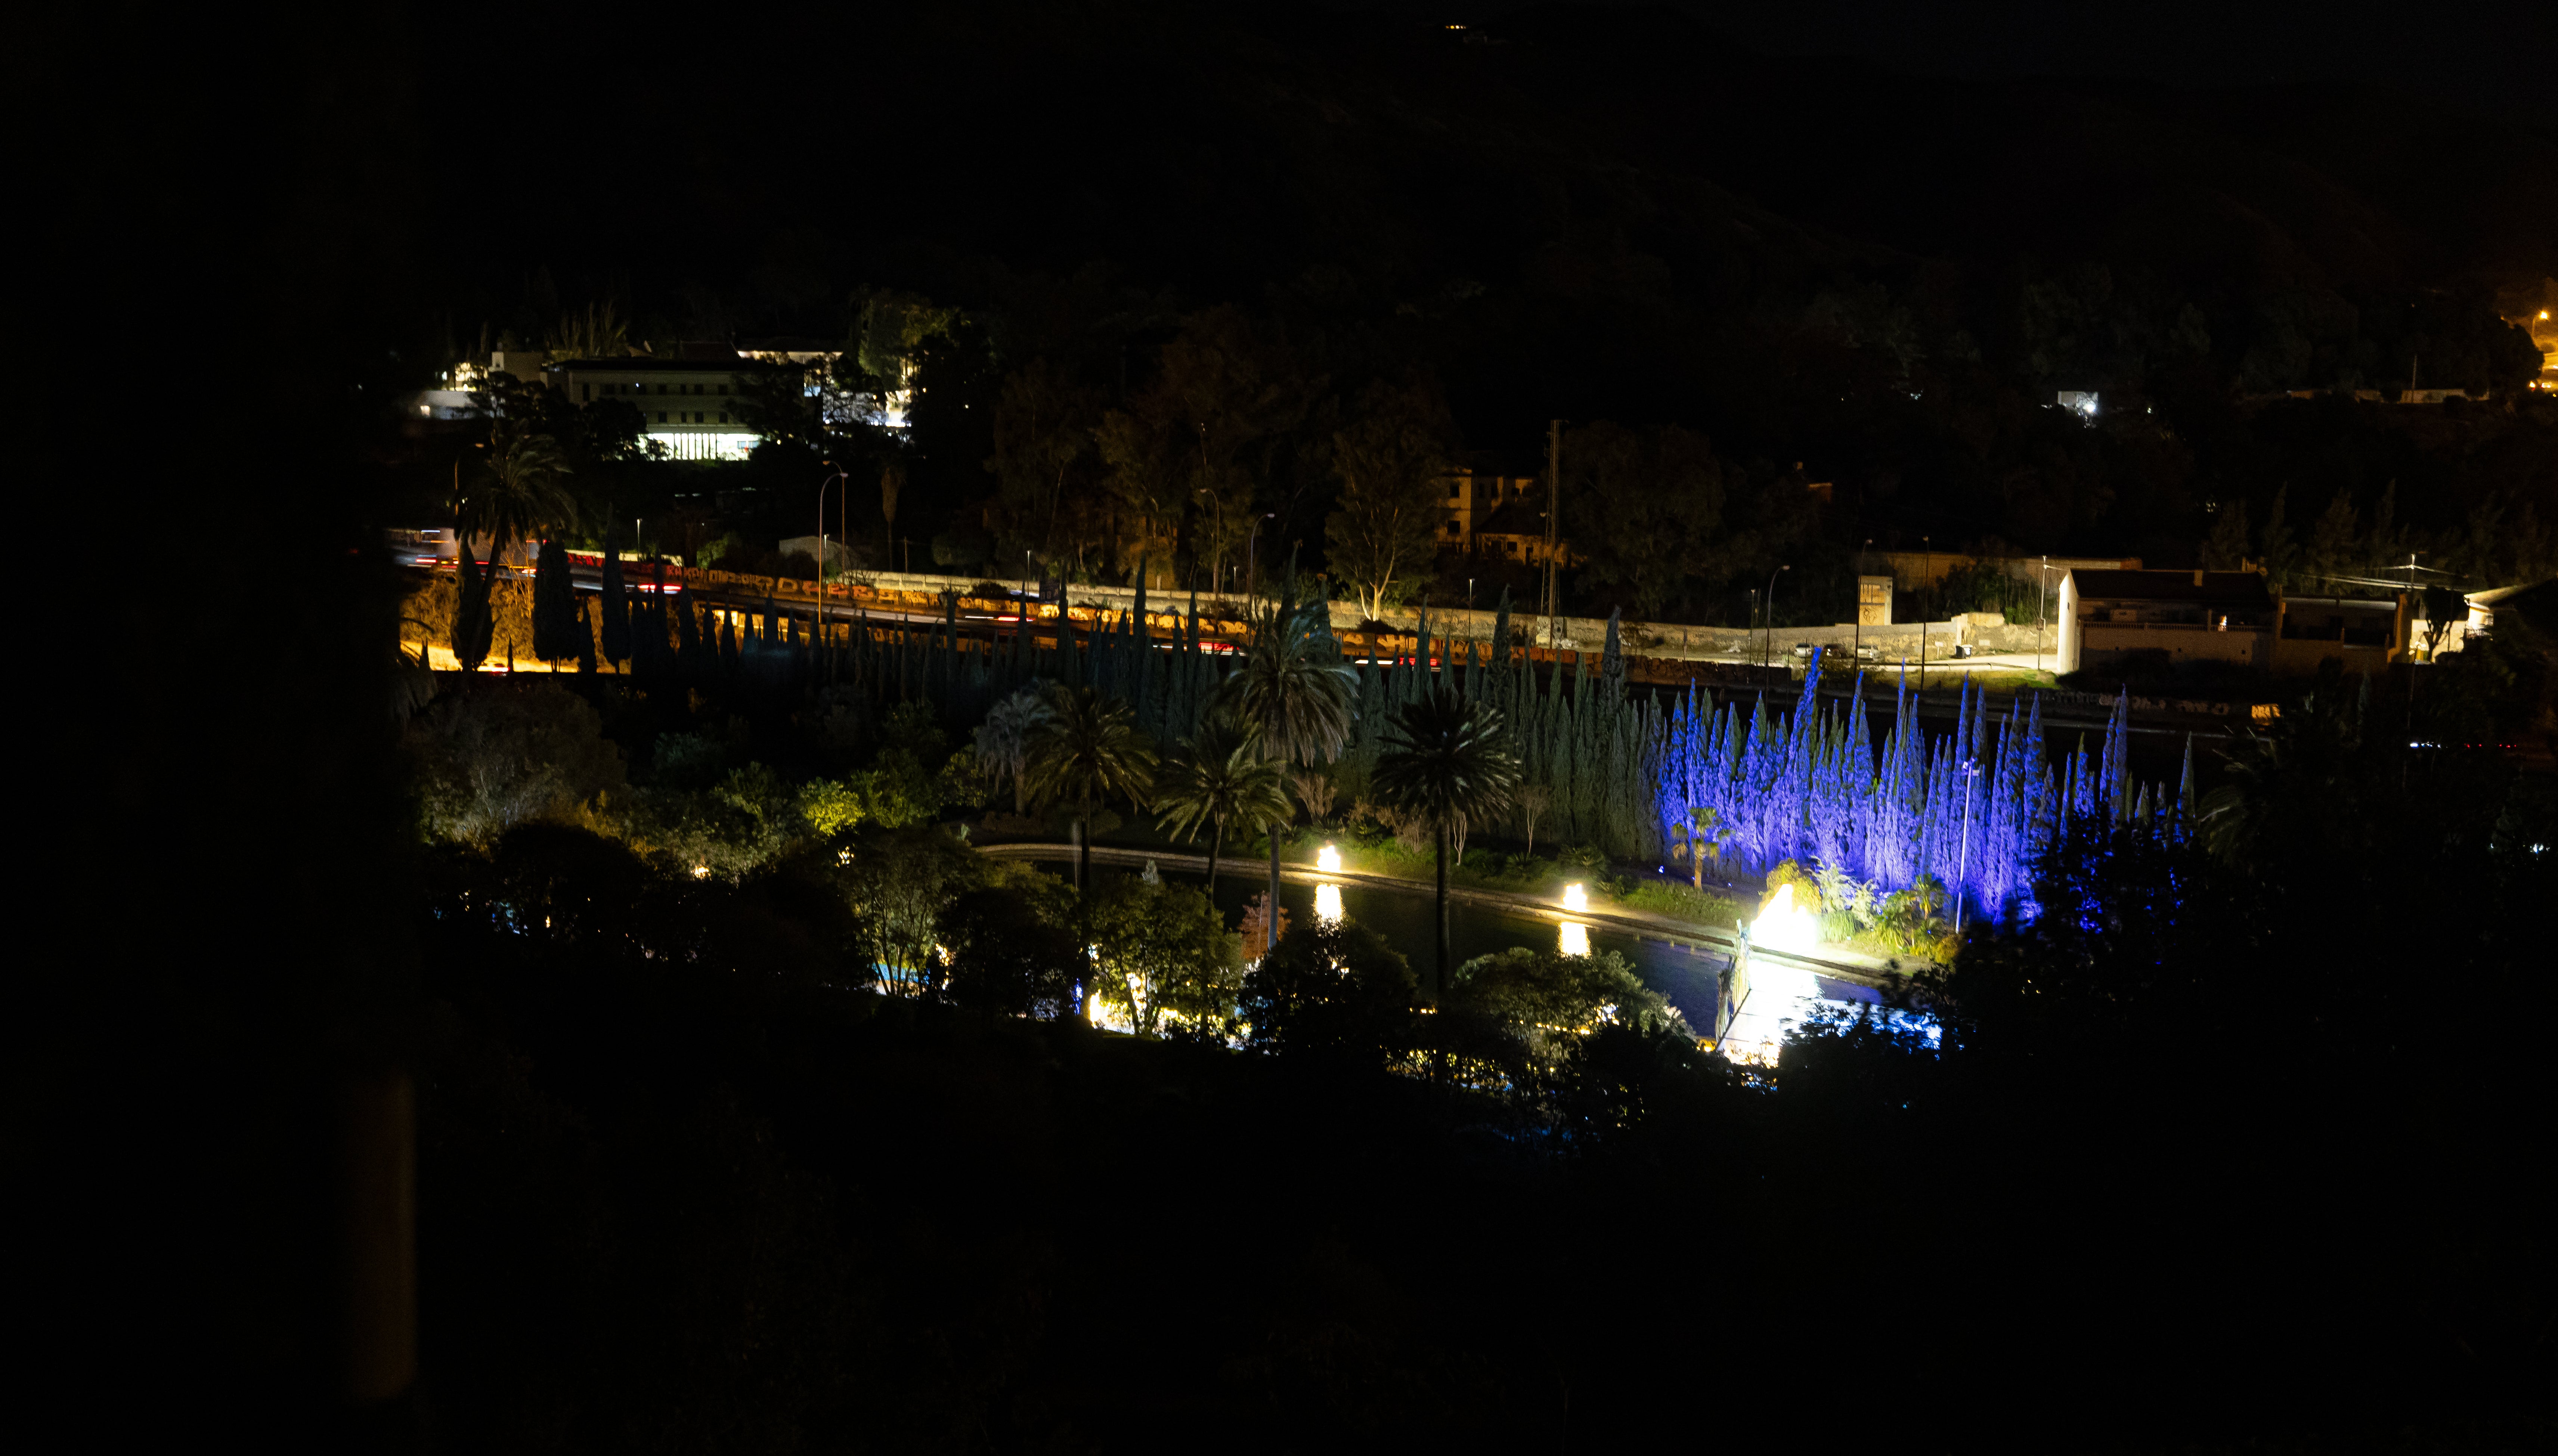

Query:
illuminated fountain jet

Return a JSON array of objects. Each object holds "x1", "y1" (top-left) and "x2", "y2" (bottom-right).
[
  {"x1": 1314, "y1": 843, "x2": 1344, "y2": 924},
  {"x1": 1558, "y1": 882, "x2": 1592, "y2": 955},
  {"x1": 1716, "y1": 884, "x2": 1826, "y2": 1064}
]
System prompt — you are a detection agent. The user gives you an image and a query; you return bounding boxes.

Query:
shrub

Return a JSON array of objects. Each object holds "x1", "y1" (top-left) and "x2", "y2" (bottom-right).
[
  {"x1": 939, "y1": 861, "x2": 1080, "y2": 1016},
  {"x1": 1556, "y1": 843, "x2": 1609, "y2": 873},
  {"x1": 1619, "y1": 880, "x2": 1746, "y2": 926},
  {"x1": 1083, "y1": 873, "x2": 1244, "y2": 1038},
  {"x1": 405, "y1": 682, "x2": 626, "y2": 846},
  {"x1": 1241, "y1": 918, "x2": 1418, "y2": 1068},
  {"x1": 1446, "y1": 945, "x2": 1688, "y2": 1085}
]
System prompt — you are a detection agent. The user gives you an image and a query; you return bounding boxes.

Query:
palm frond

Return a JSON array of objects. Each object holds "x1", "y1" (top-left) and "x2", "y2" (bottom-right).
[
  {"x1": 1369, "y1": 688, "x2": 1522, "y2": 834},
  {"x1": 1218, "y1": 599, "x2": 1356, "y2": 767}
]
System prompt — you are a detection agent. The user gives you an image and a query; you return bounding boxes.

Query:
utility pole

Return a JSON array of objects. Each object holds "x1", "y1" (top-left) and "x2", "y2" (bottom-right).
[
  {"x1": 1954, "y1": 760, "x2": 1980, "y2": 934},
  {"x1": 2403, "y1": 552, "x2": 2422, "y2": 786},
  {"x1": 817, "y1": 465, "x2": 847, "y2": 682},
  {"x1": 1543, "y1": 419, "x2": 1562, "y2": 649},
  {"x1": 1763, "y1": 564, "x2": 1790, "y2": 670}
]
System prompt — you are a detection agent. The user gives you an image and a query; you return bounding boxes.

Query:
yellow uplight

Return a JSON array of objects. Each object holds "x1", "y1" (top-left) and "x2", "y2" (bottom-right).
[
  {"x1": 1562, "y1": 883, "x2": 1588, "y2": 912},
  {"x1": 1317, "y1": 843, "x2": 1343, "y2": 873}
]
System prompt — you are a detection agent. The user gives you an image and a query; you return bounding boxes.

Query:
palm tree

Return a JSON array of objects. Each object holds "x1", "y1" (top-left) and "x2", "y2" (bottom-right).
[
  {"x1": 1155, "y1": 714, "x2": 1292, "y2": 907},
  {"x1": 1218, "y1": 596, "x2": 1356, "y2": 953},
  {"x1": 1370, "y1": 687, "x2": 1521, "y2": 1003},
  {"x1": 1688, "y1": 805, "x2": 1739, "y2": 890},
  {"x1": 450, "y1": 421, "x2": 576, "y2": 672},
  {"x1": 1023, "y1": 684, "x2": 1158, "y2": 891},
  {"x1": 455, "y1": 421, "x2": 575, "y2": 566},
  {"x1": 973, "y1": 687, "x2": 1054, "y2": 815}
]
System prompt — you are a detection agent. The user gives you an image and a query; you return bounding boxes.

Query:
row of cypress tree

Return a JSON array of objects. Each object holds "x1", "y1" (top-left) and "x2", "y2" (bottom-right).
[{"x1": 506, "y1": 557, "x2": 2165, "y2": 921}]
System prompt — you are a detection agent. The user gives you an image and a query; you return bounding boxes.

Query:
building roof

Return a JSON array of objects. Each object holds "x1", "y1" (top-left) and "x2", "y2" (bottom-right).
[
  {"x1": 2069, "y1": 569, "x2": 2272, "y2": 608},
  {"x1": 1474, "y1": 498, "x2": 1552, "y2": 536},
  {"x1": 735, "y1": 335, "x2": 844, "y2": 355},
  {"x1": 550, "y1": 356, "x2": 787, "y2": 374}
]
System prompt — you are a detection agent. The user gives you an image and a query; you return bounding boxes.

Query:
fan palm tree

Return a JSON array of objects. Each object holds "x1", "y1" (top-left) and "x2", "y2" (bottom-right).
[
  {"x1": 2198, "y1": 664, "x2": 2381, "y2": 871},
  {"x1": 1155, "y1": 714, "x2": 1292, "y2": 907},
  {"x1": 1371, "y1": 687, "x2": 1521, "y2": 1003},
  {"x1": 1023, "y1": 684, "x2": 1158, "y2": 890},
  {"x1": 1218, "y1": 596, "x2": 1356, "y2": 952},
  {"x1": 1688, "y1": 805, "x2": 1739, "y2": 890}
]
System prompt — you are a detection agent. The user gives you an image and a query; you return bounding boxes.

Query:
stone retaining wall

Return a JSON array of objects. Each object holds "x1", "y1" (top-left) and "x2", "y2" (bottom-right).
[{"x1": 684, "y1": 564, "x2": 2058, "y2": 658}]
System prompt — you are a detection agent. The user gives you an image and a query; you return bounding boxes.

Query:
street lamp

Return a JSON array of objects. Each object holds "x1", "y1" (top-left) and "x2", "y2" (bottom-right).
[
  {"x1": 1245, "y1": 513, "x2": 1275, "y2": 610},
  {"x1": 816, "y1": 465, "x2": 848, "y2": 678},
  {"x1": 1954, "y1": 758, "x2": 1982, "y2": 935},
  {"x1": 1763, "y1": 564, "x2": 1790, "y2": 670}
]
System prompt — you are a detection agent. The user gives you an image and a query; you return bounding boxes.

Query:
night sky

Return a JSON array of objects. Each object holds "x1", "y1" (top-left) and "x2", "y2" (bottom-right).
[{"x1": 1489, "y1": 0, "x2": 2550, "y2": 115}]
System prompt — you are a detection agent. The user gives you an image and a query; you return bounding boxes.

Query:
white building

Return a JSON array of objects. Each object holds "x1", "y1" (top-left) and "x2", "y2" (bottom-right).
[
  {"x1": 2055, "y1": 569, "x2": 2277, "y2": 676},
  {"x1": 546, "y1": 356, "x2": 764, "y2": 461}
]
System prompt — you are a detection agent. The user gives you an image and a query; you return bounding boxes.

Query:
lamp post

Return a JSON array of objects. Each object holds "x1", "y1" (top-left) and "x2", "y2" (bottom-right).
[
  {"x1": 1762, "y1": 564, "x2": 1790, "y2": 670},
  {"x1": 816, "y1": 465, "x2": 847, "y2": 679},
  {"x1": 1245, "y1": 512, "x2": 1275, "y2": 611},
  {"x1": 1954, "y1": 758, "x2": 1981, "y2": 935}
]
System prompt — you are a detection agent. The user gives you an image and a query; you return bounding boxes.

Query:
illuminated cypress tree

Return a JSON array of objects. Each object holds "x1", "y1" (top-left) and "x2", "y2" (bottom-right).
[
  {"x1": 598, "y1": 521, "x2": 630, "y2": 669},
  {"x1": 674, "y1": 594, "x2": 702, "y2": 682},
  {"x1": 531, "y1": 538, "x2": 578, "y2": 662},
  {"x1": 451, "y1": 535, "x2": 496, "y2": 674}
]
